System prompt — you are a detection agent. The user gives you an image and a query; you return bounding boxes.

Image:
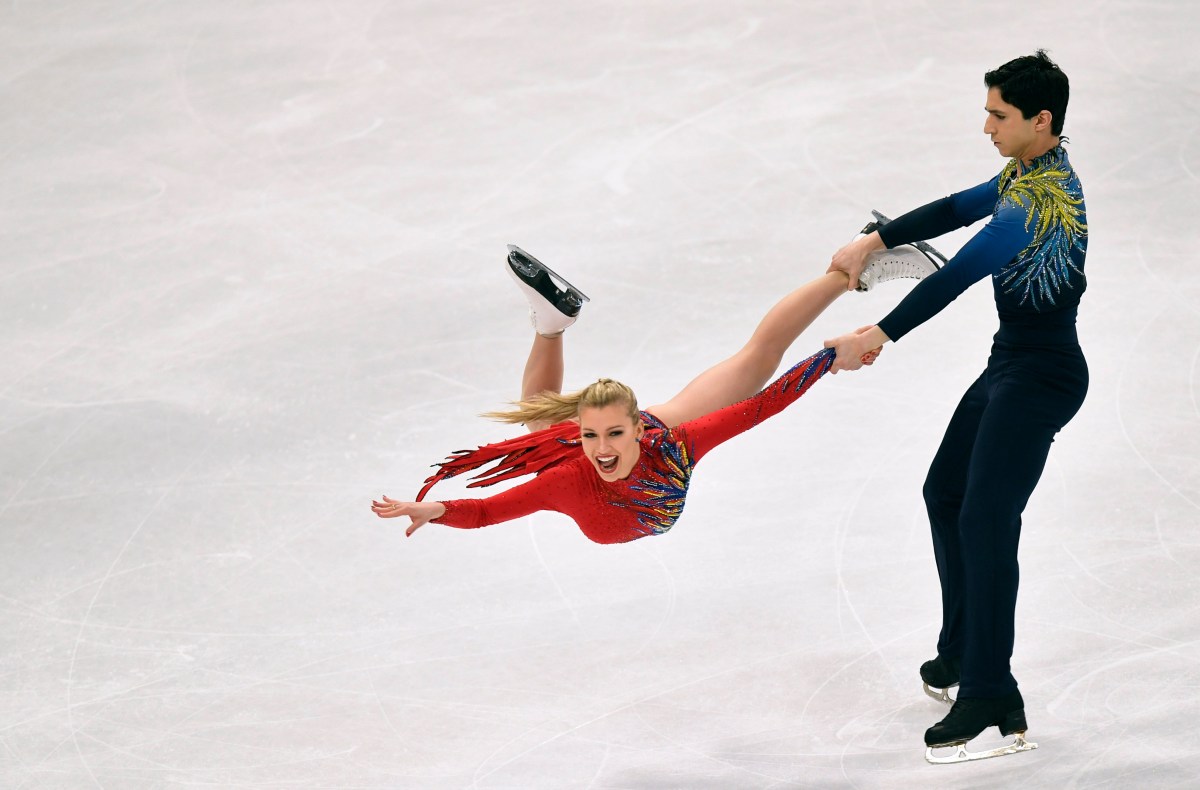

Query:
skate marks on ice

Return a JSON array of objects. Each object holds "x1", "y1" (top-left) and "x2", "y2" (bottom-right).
[{"x1": 3, "y1": 0, "x2": 1200, "y2": 787}]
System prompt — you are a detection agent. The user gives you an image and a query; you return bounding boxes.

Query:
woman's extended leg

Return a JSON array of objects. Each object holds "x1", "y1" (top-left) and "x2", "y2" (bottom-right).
[
  {"x1": 646, "y1": 271, "x2": 849, "y2": 428},
  {"x1": 505, "y1": 245, "x2": 588, "y2": 432},
  {"x1": 520, "y1": 332, "x2": 565, "y2": 432}
]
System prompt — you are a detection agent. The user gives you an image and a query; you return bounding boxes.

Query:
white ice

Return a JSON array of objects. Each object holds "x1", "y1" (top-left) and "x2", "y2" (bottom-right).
[{"x1": 2, "y1": 1, "x2": 1198, "y2": 788}]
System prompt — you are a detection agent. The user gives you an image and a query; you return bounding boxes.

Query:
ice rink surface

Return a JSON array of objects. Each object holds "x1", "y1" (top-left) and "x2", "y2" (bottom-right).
[{"x1": 3, "y1": 1, "x2": 1198, "y2": 787}]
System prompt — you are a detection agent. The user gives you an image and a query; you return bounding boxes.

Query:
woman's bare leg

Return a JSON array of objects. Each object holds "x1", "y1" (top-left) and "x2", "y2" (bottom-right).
[
  {"x1": 521, "y1": 333, "x2": 564, "y2": 432},
  {"x1": 646, "y1": 271, "x2": 849, "y2": 428}
]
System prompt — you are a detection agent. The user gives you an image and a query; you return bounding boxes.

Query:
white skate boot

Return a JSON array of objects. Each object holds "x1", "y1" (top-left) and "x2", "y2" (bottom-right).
[
  {"x1": 506, "y1": 244, "x2": 590, "y2": 337},
  {"x1": 855, "y1": 210, "x2": 948, "y2": 292}
]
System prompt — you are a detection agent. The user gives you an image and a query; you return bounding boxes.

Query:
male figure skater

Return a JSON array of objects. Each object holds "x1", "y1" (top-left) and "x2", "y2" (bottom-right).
[{"x1": 824, "y1": 50, "x2": 1087, "y2": 763}]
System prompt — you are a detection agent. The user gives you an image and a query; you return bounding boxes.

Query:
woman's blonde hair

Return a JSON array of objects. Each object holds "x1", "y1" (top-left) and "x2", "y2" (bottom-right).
[{"x1": 483, "y1": 378, "x2": 640, "y2": 426}]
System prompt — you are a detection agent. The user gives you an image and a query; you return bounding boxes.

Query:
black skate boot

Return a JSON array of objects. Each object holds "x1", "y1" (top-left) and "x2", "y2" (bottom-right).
[
  {"x1": 920, "y1": 654, "x2": 961, "y2": 704},
  {"x1": 506, "y1": 244, "x2": 590, "y2": 337},
  {"x1": 854, "y1": 210, "x2": 948, "y2": 292},
  {"x1": 924, "y1": 690, "x2": 1038, "y2": 764}
]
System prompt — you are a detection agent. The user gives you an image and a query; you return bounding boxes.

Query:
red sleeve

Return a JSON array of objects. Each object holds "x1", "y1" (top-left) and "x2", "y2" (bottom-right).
[
  {"x1": 432, "y1": 463, "x2": 571, "y2": 530},
  {"x1": 674, "y1": 348, "x2": 834, "y2": 462}
]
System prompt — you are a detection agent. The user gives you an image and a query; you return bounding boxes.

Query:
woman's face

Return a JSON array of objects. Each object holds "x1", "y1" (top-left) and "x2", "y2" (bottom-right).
[{"x1": 578, "y1": 403, "x2": 642, "y2": 481}]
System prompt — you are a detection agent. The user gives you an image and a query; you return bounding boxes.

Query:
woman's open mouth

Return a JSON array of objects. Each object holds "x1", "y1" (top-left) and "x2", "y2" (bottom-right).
[{"x1": 596, "y1": 455, "x2": 619, "y2": 474}]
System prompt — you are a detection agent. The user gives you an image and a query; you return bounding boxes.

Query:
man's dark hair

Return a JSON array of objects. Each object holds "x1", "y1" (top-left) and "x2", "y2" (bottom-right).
[{"x1": 985, "y1": 50, "x2": 1069, "y2": 136}]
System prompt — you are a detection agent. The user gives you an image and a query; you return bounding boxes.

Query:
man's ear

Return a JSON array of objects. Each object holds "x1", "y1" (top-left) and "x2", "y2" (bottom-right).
[{"x1": 1035, "y1": 110, "x2": 1053, "y2": 132}]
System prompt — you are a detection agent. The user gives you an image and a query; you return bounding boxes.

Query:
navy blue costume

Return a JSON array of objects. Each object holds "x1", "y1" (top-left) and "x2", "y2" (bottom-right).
[{"x1": 876, "y1": 144, "x2": 1088, "y2": 698}]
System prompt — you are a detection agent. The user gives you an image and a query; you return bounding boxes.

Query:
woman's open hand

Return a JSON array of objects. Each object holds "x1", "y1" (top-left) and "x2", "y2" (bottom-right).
[{"x1": 371, "y1": 496, "x2": 445, "y2": 537}]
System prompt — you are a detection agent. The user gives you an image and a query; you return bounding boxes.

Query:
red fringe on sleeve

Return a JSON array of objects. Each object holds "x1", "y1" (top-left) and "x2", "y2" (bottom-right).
[{"x1": 416, "y1": 421, "x2": 582, "y2": 501}]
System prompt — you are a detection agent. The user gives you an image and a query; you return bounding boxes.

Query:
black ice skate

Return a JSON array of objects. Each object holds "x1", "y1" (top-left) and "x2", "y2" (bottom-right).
[
  {"x1": 854, "y1": 209, "x2": 948, "y2": 292},
  {"x1": 506, "y1": 244, "x2": 591, "y2": 337},
  {"x1": 924, "y1": 690, "x2": 1038, "y2": 764},
  {"x1": 920, "y1": 654, "x2": 961, "y2": 705}
]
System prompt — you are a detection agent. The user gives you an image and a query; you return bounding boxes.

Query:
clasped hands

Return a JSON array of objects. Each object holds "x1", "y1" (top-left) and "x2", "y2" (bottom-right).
[
  {"x1": 826, "y1": 325, "x2": 887, "y2": 373},
  {"x1": 824, "y1": 230, "x2": 891, "y2": 373}
]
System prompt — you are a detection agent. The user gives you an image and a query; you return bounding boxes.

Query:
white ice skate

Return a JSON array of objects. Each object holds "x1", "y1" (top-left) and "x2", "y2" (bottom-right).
[
  {"x1": 506, "y1": 244, "x2": 590, "y2": 337},
  {"x1": 855, "y1": 210, "x2": 947, "y2": 292}
]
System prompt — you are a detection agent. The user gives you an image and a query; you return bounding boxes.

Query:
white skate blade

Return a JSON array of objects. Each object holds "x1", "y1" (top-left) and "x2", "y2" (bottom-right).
[
  {"x1": 506, "y1": 244, "x2": 591, "y2": 302},
  {"x1": 923, "y1": 682, "x2": 957, "y2": 705},
  {"x1": 925, "y1": 732, "x2": 1038, "y2": 765}
]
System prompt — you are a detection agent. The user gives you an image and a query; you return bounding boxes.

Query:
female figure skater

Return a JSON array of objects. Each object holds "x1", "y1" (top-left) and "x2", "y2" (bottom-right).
[{"x1": 373, "y1": 243, "x2": 937, "y2": 543}]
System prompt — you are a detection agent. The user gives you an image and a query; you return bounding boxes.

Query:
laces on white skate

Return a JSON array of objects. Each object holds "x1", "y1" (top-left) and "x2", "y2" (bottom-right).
[
  {"x1": 925, "y1": 731, "x2": 1038, "y2": 765},
  {"x1": 856, "y1": 244, "x2": 945, "y2": 292}
]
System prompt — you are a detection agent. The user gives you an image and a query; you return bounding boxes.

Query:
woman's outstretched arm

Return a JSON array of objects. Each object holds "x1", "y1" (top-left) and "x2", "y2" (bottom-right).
[
  {"x1": 373, "y1": 463, "x2": 571, "y2": 537},
  {"x1": 372, "y1": 497, "x2": 446, "y2": 537},
  {"x1": 672, "y1": 346, "x2": 855, "y2": 463}
]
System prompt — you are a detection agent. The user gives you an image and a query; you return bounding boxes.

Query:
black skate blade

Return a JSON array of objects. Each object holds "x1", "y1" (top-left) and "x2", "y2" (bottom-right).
[
  {"x1": 506, "y1": 244, "x2": 590, "y2": 302},
  {"x1": 865, "y1": 211, "x2": 947, "y2": 268},
  {"x1": 912, "y1": 239, "x2": 948, "y2": 266}
]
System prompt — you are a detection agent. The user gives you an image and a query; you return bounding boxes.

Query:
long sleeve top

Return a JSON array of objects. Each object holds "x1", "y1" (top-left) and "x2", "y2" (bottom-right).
[
  {"x1": 876, "y1": 145, "x2": 1087, "y2": 345},
  {"x1": 425, "y1": 349, "x2": 833, "y2": 544}
]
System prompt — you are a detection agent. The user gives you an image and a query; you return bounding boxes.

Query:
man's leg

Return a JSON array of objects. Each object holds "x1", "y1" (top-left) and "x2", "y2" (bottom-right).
[
  {"x1": 923, "y1": 346, "x2": 1087, "y2": 752},
  {"x1": 922, "y1": 372, "x2": 989, "y2": 663},
  {"x1": 956, "y1": 350, "x2": 1088, "y2": 696}
]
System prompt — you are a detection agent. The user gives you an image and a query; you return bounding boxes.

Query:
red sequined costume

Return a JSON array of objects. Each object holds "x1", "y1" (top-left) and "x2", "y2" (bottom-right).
[{"x1": 417, "y1": 348, "x2": 834, "y2": 544}]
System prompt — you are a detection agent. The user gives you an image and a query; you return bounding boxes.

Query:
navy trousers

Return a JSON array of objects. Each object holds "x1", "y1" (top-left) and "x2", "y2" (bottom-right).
[{"x1": 923, "y1": 335, "x2": 1088, "y2": 697}]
